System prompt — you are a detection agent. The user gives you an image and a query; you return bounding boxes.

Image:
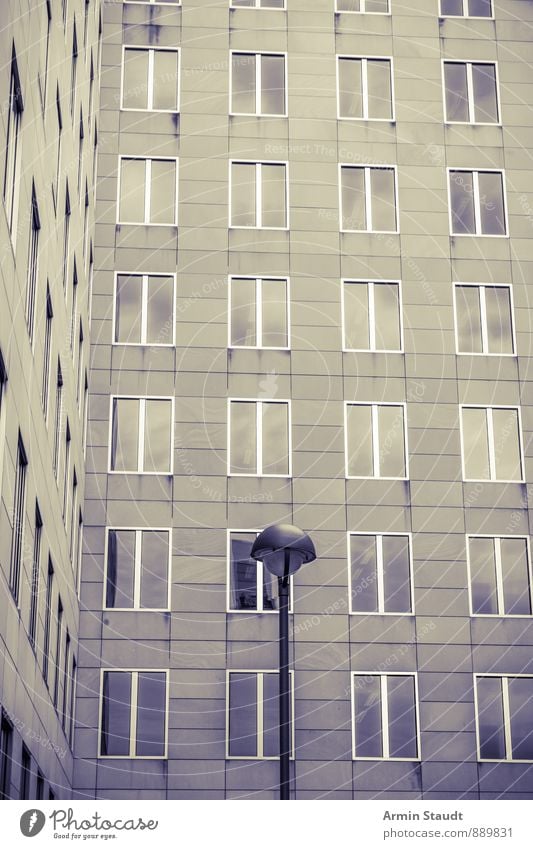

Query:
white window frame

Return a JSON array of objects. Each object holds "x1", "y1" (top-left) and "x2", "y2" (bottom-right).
[
  {"x1": 98, "y1": 668, "x2": 169, "y2": 760},
  {"x1": 120, "y1": 46, "x2": 180, "y2": 113},
  {"x1": 442, "y1": 60, "x2": 500, "y2": 125},
  {"x1": 227, "y1": 398, "x2": 292, "y2": 477},
  {"x1": 228, "y1": 275, "x2": 290, "y2": 350},
  {"x1": 335, "y1": 0, "x2": 391, "y2": 12},
  {"x1": 117, "y1": 156, "x2": 179, "y2": 226},
  {"x1": 229, "y1": 159, "x2": 289, "y2": 230},
  {"x1": 452, "y1": 282, "x2": 516, "y2": 356},
  {"x1": 339, "y1": 164, "x2": 399, "y2": 233},
  {"x1": 459, "y1": 404, "x2": 525, "y2": 483},
  {"x1": 351, "y1": 671, "x2": 421, "y2": 761},
  {"x1": 466, "y1": 535, "x2": 533, "y2": 618},
  {"x1": 108, "y1": 395, "x2": 175, "y2": 475},
  {"x1": 230, "y1": 1, "x2": 286, "y2": 7},
  {"x1": 125, "y1": 0, "x2": 181, "y2": 4},
  {"x1": 439, "y1": 0, "x2": 493, "y2": 18},
  {"x1": 103, "y1": 527, "x2": 172, "y2": 611},
  {"x1": 447, "y1": 168, "x2": 508, "y2": 238},
  {"x1": 226, "y1": 529, "x2": 294, "y2": 613},
  {"x1": 225, "y1": 669, "x2": 295, "y2": 760},
  {"x1": 230, "y1": 51, "x2": 287, "y2": 117},
  {"x1": 348, "y1": 532, "x2": 414, "y2": 615},
  {"x1": 344, "y1": 401, "x2": 409, "y2": 480},
  {"x1": 336, "y1": 55, "x2": 395, "y2": 121},
  {"x1": 112, "y1": 272, "x2": 177, "y2": 347},
  {"x1": 474, "y1": 674, "x2": 533, "y2": 763},
  {"x1": 341, "y1": 278, "x2": 403, "y2": 353},
  {"x1": 3, "y1": 51, "x2": 23, "y2": 246}
]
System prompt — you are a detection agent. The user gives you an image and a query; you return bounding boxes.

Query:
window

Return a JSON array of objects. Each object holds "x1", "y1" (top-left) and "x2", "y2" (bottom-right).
[
  {"x1": 42, "y1": 286, "x2": 53, "y2": 416},
  {"x1": 460, "y1": 406, "x2": 523, "y2": 482},
  {"x1": 121, "y1": 47, "x2": 180, "y2": 111},
  {"x1": 231, "y1": 52, "x2": 286, "y2": 116},
  {"x1": 52, "y1": 362, "x2": 63, "y2": 476},
  {"x1": 448, "y1": 169, "x2": 507, "y2": 236},
  {"x1": 28, "y1": 504, "x2": 43, "y2": 648},
  {"x1": 62, "y1": 633, "x2": 70, "y2": 730},
  {"x1": 83, "y1": 182, "x2": 89, "y2": 258},
  {"x1": 352, "y1": 673, "x2": 419, "y2": 759},
  {"x1": 54, "y1": 91, "x2": 62, "y2": 210},
  {"x1": 126, "y1": 0, "x2": 182, "y2": 4},
  {"x1": 114, "y1": 274, "x2": 175, "y2": 345},
  {"x1": 70, "y1": 24, "x2": 78, "y2": 117},
  {"x1": 88, "y1": 54, "x2": 94, "y2": 127},
  {"x1": 0, "y1": 713, "x2": 13, "y2": 800},
  {"x1": 49, "y1": 788, "x2": 55, "y2": 800},
  {"x1": 20, "y1": 745, "x2": 31, "y2": 800},
  {"x1": 3, "y1": 49, "x2": 23, "y2": 241},
  {"x1": 0, "y1": 353, "x2": 6, "y2": 488},
  {"x1": 77, "y1": 322, "x2": 84, "y2": 405},
  {"x1": 337, "y1": 57, "x2": 393, "y2": 120},
  {"x1": 43, "y1": 559, "x2": 54, "y2": 683},
  {"x1": 443, "y1": 61, "x2": 499, "y2": 124},
  {"x1": 25, "y1": 185, "x2": 40, "y2": 343},
  {"x1": 227, "y1": 531, "x2": 293, "y2": 612},
  {"x1": 468, "y1": 536, "x2": 532, "y2": 617},
  {"x1": 229, "y1": 399, "x2": 291, "y2": 476},
  {"x1": 99, "y1": 670, "x2": 168, "y2": 758},
  {"x1": 36, "y1": 771, "x2": 44, "y2": 800},
  {"x1": 227, "y1": 670, "x2": 294, "y2": 758},
  {"x1": 230, "y1": 161, "x2": 288, "y2": 228},
  {"x1": 78, "y1": 111, "x2": 84, "y2": 194},
  {"x1": 118, "y1": 157, "x2": 178, "y2": 225},
  {"x1": 10, "y1": 435, "x2": 28, "y2": 605},
  {"x1": 63, "y1": 187, "x2": 71, "y2": 289},
  {"x1": 229, "y1": 277, "x2": 289, "y2": 349},
  {"x1": 336, "y1": 0, "x2": 390, "y2": 11},
  {"x1": 231, "y1": 0, "x2": 285, "y2": 7},
  {"x1": 75, "y1": 510, "x2": 83, "y2": 595},
  {"x1": 109, "y1": 396, "x2": 174, "y2": 474},
  {"x1": 69, "y1": 470, "x2": 78, "y2": 561},
  {"x1": 454, "y1": 284, "x2": 514, "y2": 355},
  {"x1": 39, "y1": 1, "x2": 52, "y2": 110},
  {"x1": 345, "y1": 403, "x2": 408, "y2": 479},
  {"x1": 340, "y1": 165, "x2": 398, "y2": 232},
  {"x1": 440, "y1": 0, "x2": 492, "y2": 17},
  {"x1": 62, "y1": 421, "x2": 71, "y2": 517},
  {"x1": 70, "y1": 263, "x2": 78, "y2": 350},
  {"x1": 87, "y1": 243, "x2": 94, "y2": 321},
  {"x1": 349, "y1": 533, "x2": 413, "y2": 614},
  {"x1": 62, "y1": 0, "x2": 67, "y2": 27},
  {"x1": 475, "y1": 675, "x2": 533, "y2": 761},
  {"x1": 53, "y1": 597, "x2": 63, "y2": 707},
  {"x1": 105, "y1": 528, "x2": 171, "y2": 610},
  {"x1": 342, "y1": 280, "x2": 402, "y2": 351},
  {"x1": 69, "y1": 657, "x2": 77, "y2": 746}
]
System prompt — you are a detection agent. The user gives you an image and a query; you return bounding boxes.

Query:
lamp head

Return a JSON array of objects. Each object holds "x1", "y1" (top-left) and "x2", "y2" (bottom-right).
[{"x1": 250, "y1": 523, "x2": 316, "y2": 577}]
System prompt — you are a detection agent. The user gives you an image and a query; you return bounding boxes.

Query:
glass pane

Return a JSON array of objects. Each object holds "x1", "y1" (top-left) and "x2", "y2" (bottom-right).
[
  {"x1": 146, "y1": 276, "x2": 174, "y2": 344},
  {"x1": 444, "y1": 63, "x2": 469, "y2": 122},
  {"x1": 231, "y1": 402, "x2": 257, "y2": 473},
  {"x1": 492, "y1": 408, "x2": 521, "y2": 481},
  {"x1": 136, "y1": 672, "x2": 166, "y2": 756},
  {"x1": 346, "y1": 405, "x2": 373, "y2": 476},
  {"x1": 374, "y1": 283, "x2": 401, "y2": 350},
  {"x1": 382, "y1": 536, "x2": 411, "y2": 613},
  {"x1": 468, "y1": 0, "x2": 491, "y2": 15},
  {"x1": 338, "y1": 58, "x2": 362, "y2": 119},
  {"x1": 477, "y1": 677, "x2": 505, "y2": 758},
  {"x1": 366, "y1": 0, "x2": 389, "y2": 9},
  {"x1": 152, "y1": 50, "x2": 179, "y2": 111},
  {"x1": 106, "y1": 530, "x2": 135, "y2": 608},
  {"x1": 353, "y1": 676, "x2": 382, "y2": 757},
  {"x1": 230, "y1": 533, "x2": 258, "y2": 610},
  {"x1": 263, "y1": 672, "x2": 285, "y2": 758},
  {"x1": 462, "y1": 407, "x2": 489, "y2": 479},
  {"x1": 478, "y1": 172, "x2": 505, "y2": 236},
  {"x1": 508, "y1": 678, "x2": 533, "y2": 759},
  {"x1": 455, "y1": 286, "x2": 482, "y2": 353},
  {"x1": 370, "y1": 168, "x2": 396, "y2": 231},
  {"x1": 485, "y1": 287, "x2": 513, "y2": 355},
  {"x1": 232, "y1": 53, "x2": 255, "y2": 114},
  {"x1": 449, "y1": 171, "x2": 475, "y2": 234},
  {"x1": 367, "y1": 60, "x2": 392, "y2": 119},
  {"x1": 101, "y1": 671, "x2": 131, "y2": 756},
  {"x1": 123, "y1": 49, "x2": 149, "y2": 109},
  {"x1": 472, "y1": 63, "x2": 498, "y2": 123},
  {"x1": 263, "y1": 568, "x2": 278, "y2": 611},
  {"x1": 140, "y1": 531, "x2": 169, "y2": 609},
  {"x1": 231, "y1": 278, "x2": 256, "y2": 346},
  {"x1": 150, "y1": 160, "x2": 176, "y2": 225},
  {"x1": 262, "y1": 279, "x2": 287, "y2": 347},
  {"x1": 501, "y1": 538, "x2": 531, "y2": 616},
  {"x1": 262, "y1": 402, "x2": 289, "y2": 475},
  {"x1": 261, "y1": 0, "x2": 285, "y2": 6},
  {"x1": 344, "y1": 282, "x2": 369, "y2": 349},
  {"x1": 378, "y1": 405, "x2": 406, "y2": 478},
  {"x1": 229, "y1": 672, "x2": 257, "y2": 757},
  {"x1": 261, "y1": 164, "x2": 286, "y2": 227},
  {"x1": 115, "y1": 274, "x2": 142, "y2": 343},
  {"x1": 119, "y1": 159, "x2": 145, "y2": 223},
  {"x1": 337, "y1": 0, "x2": 361, "y2": 8},
  {"x1": 350, "y1": 535, "x2": 378, "y2": 612},
  {"x1": 261, "y1": 54, "x2": 285, "y2": 115},
  {"x1": 231, "y1": 163, "x2": 256, "y2": 226},
  {"x1": 387, "y1": 676, "x2": 418, "y2": 758},
  {"x1": 469, "y1": 537, "x2": 498, "y2": 614},
  {"x1": 111, "y1": 398, "x2": 139, "y2": 471},
  {"x1": 144, "y1": 400, "x2": 172, "y2": 473},
  {"x1": 341, "y1": 167, "x2": 366, "y2": 230},
  {"x1": 441, "y1": 0, "x2": 463, "y2": 12}
]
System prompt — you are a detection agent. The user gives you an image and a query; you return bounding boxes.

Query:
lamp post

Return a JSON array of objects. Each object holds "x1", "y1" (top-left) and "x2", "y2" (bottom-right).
[{"x1": 251, "y1": 523, "x2": 316, "y2": 800}]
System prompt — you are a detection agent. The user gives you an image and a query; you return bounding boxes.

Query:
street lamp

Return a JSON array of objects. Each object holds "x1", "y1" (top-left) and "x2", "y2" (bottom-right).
[{"x1": 251, "y1": 523, "x2": 316, "y2": 800}]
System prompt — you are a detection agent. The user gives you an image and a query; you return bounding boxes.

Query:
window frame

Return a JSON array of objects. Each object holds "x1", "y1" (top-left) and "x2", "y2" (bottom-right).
[
  {"x1": 335, "y1": 0, "x2": 391, "y2": 12},
  {"x1": 339, "y1": 163, "x2": 399, "y2": 234},
  {"x1": 229, "y1": 0, "x2": 286, "y2": 7},
  {"x1": 453, "y1": 282, "x2": 516, "y2": 356},
  {"x1": 336, "y1": 55, "x2": 395, "y2": 122},
  {"x1": 227, "y1": 397, "x2": 292, "y2": 478},
  {"x1": 9, "y1": 434, "x2": 28, "y2": 605},
  {"x1": 439, "y1": 0, "x2": 493, "y2": 18},
  {"x1": 226, "y1": 669, "x2": 295, "y2": 760},
  {"x1": 459, "y1": 404, "x2": 525, "y2": 483},
  {"x1": 98, "y1": 668, "x2": 169, "y2": 760},
  {"x1": 341, "y1": 278, "x2": 403, "y2": 353},
  {"x1": 348, "y1": 532, "x2": 414, "y2": 615},
  {"x1": 117, "y1": 155, "x2": 179, "y2": 226},
  {"x1": 103, "y1": 526, "x2": 172, "y2": 611},
  {"x1": 344, "y1": 401, "x2": 409, "y2": 480},
  {"x1": 447, "y1": 167, "x2": 508, "y2": 238},
  {"x1": 474, "y1": 673, "x2": 533, "y2": 763},
  {"x1": 112, "y1": 272, "x2": 177, "y2": 347},
  {"x1": 229, "y1": 159, "x2": 289, "y2": 230},
  {"x1": 3, "y1": 49, "x2": 23, "y2": 245},
  {"x1": 442, "y1": 60, "x2": 500, "y2": 125},
  {"x1": 226, "y1": 529, "x2": 294, "y2": 613},
  {"x1": 26, "y1": 184, "x2": 41, "y2": 345},
  {"x1": 108, "y1": 395, "x2": 175, "y2": 475},
  {"x1": 229, "y1": 51, "x2": 288, "y2": 117},
  {"x1": 120, "y1": 45, "x2": 181, "y2": 113},
  {"x1": 351, "y1": 671, "x2": 421, "y2": 761},
  {"x1": 466, "y1": 534, "x2": 533, "y2": 618},
  {"x1": 0, "y1": 712, "x2": 13, "y2": 800},
  {"x1": 228, "y1": 275, "x2": 291, "y2": 350},
  {"x1": 125, "y1": 0, "x2": 182, "y2": 4},
  {"x1": 28, "y1": 502, "x2": 43, "y2": 649}
]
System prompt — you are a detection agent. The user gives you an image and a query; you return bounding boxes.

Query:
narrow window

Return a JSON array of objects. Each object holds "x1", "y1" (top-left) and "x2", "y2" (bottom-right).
[
  {"x1": 9, "y1": 435, "x2": 28, "y2": 605},
  {"x1": 70, "y1": 24, "x2": 78, "y2": 117},
  {"x1": 62, "y1": 632, "x2": 70, "y2": 729},
  {"x1": 28, "y1": 503, "x2": 43, "y2": 648},
  {"x1": 20, "y1": 745, "x2": 31, "y2": 800},
  {"x1": 52, "y1": 362, "x2": 63, "y2": 476},
  {"x1": 63, "y1": 186, "x2": 71, "y2": 289},
  {"x1": 0, "y1": 713, "x2": 13, "y2": 800},
  {"x1": 43, "y1": 559, "x2": 54, "y2": 683},
  {"x1": 25, "y1": 184, "x2": 40, "y2": 343},
  {"x1": 53, "y1": 597, "x2": 63, "y2": 707},
  {"x1": 42, "y1": 286, "x2": 53, "y2": 416},
  {"x1": 54, "y1": 90, "x2": 62, "y2": 210},
  {"x1": 3, "y1": 48, "x2": 24, "y2": 241}
]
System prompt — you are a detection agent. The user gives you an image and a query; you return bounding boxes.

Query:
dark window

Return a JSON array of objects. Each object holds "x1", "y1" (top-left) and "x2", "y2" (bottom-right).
[
  {"x1": 10, "y1": 435, "x2": 28, "y2": 604},
  {"x1": 26, "y1": 184, "x2": 41, "y2": 342},
  {"x1": 43, "y1": 559, "x2": 54, "y2": 683},
  {"x1": 3, "y1": 47, "x2": 23, "y2": 239},
  {"x1": 20, "y1": 745, "x2": 31, "y2": 800},
  {"x1": 100, "y1": 670, "x2": 167, "y2": 757},
  {"x1": 0, "y1": 713, "x2": 13, "y2": 800},
  {"x1": 28, "y1": 503, "x2": 43, "y2": 647}
]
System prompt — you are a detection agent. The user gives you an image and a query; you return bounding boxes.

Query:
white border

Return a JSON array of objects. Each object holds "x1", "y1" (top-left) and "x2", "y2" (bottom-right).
[
  {"x1": 339, "y1": 164, "x2": 399, "y2": 233},
  {"x1": 229, "y1": 51, "x2": 288, "y2": 117},
  {"x1": 108, "y1": 395, "x2": 175, "y2": 475},
  {"x1": 226, "y1": 529, "x2": 294, "y2": 613},
  {"x1": 442, "y1": 59, "x2": 501, "y2": 125},
  {"x1": 439, "y1": 0, "x2": 493, "y2": 18},
  {"x1": 335, "y1": 0, "x2": 391, "y2": 13},
  {"x1": 98, "y1": 668, "x2": 169, "y2": 759},
  {"x1": 452, "y1": 282, "x2": 516, "y2": 356},
  {"x1": 341, "y1": 278, "x2": 403, "y2": 352},
  {"x1": 117, "y1": 156, "x2": 179, "y2": 226},
  {"x1": 120, "y1": 45, "x2": 180, "y2": 113},
  {"x1": 459, "y1": 404, "x2": 525, "y2": 483},
  {"x1": 225, "y1": 669, "x2": 295, "y2": 760},
  {"x1": 447, "y1": 167, "x2": 509, "y2": 237},
  {"x1": 228, "y1": 397, "x2": 292, "y2": 477},
  {"x1": 351, "y1": 671, "x2": 421, "y2": 760},
  {"x1": 228, "y1": 275, "x2": 290, "y2": 350},
  {"x1": 474, "y1": 673, "x2": 533, "y2": 762},
  {"x1": 348, "y1": 532, "x2": 414, "y2": 615},
  {"x1": 103, "y1": 527, "x2": 172, "y2": 611},
  {"x1": 336, "y1": 55, "x2": 395, "y2": 121},
  {"x1": 344, "y1": 401, "x2": 409, "y2": 480},
  {"x1": 230, "y1": 0, "x2": 286, "y2": 7},
  {"x1": 466, "y1": 535, "x2": 533, "y2": 618},
  {"x1": 229, "y1": 160, "x2": 289, "y2": 230},
  {"x1": 112, "y1": 272, "x2": 177, "y2": 346}
]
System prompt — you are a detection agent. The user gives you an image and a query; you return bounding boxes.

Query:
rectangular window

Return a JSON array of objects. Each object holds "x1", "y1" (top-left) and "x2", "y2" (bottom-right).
[
  {"x1": 43, "y1": 559, "x2": 54, "y2": 683},
  {"x1": 229, "y1": 399, "x2": 291, "y2": 476},
  {"x1": 352, "y1": 673, "x2": 419, "y2": 759},
  {"x1": 126, "y1": 0, "x2": 182, "y2": 4},
  {"x1": 230, "y1": 161, "x2": 288, "y2": 229},
  {"x1": 342, "y1": 280, "x2": 402, "y2": 351},
  {"x1": 100, "y1": 670, "x2": 168, "y2": 758},
  {"x1": 70, "y1": 25, "x2": 78, "y2": 117},
  {"x1": 75, "y1": 510, "x2": 83, "y2": 596},
  {"x1": 229, "y1": 277, "x2": 289, "y2": 349},
  {"x1": 36, "y1": 771, "x2": 44, "y2": 800},
  {"x1": 122, "y1": 47, "x2": 180, "y2": 111},
  {"x1": 26, "y1": 185, "x2": 40, "y2": 343},
  {"x1": 53, "y1": 597, "x2": 63, "y2": 707},
  {"x1": 109, "y1": 397, "x2": 174, "y2": 474},
  {"x1": 28, "y1": 503, "x2": 43, "y2": 648},
  {"x1": 476, "y1": 675, "x2": 533, "y2": 761},
  {"x1": 345, "y1": 403, "x2": 408, "y2": 479},
  {"x1": 443, "y1": 61, "x2": 499, "y2": 124},
  {"x1": 39, "y1": 0, "x2": 52, "y2": 110},
  {"x1": 454, "y1": 284, "x2": 514, "y2": 355},
  {"x1": 78, "y1": 111, "x2": 84, "y2": 195},
  {"x1": 83, "y1": 182, "x2": 89, "y2": 259},
  {"x1": 0, "y1": 714, "x2": 13, "y2": 800},
  {"x1": 77, "y1": 322, "x2": 84, "y2": 405},
  {"x1": 10, "y1": 435, "x2": 28, "y2": 605},
  {"x1": 349, "y1": 533, "x2": 413, "y2": 614},
  {"x1": 0, "y1": 353, "x2": 6, "y2": 491},
  {"x1": 468, "y1": 536, "x2": 532, "y2": 616},
  {"x1": 105, "y1": 528, "x2": 171, "y2": 610},
  {"x1": 62, "y1": 421, "x2": 71, "y2": 518},
  {"x1": 88, "y1": 54, "x2": 94, "y2": 127},
  {"x1": 52, "y1": 363, "x2": 63, "y2": 476},
  {"x1": 114, "y1": 274, "x2": 175, "y2": 345},
  {"x1": 340, "y1": 165, "x2": 398, "y2": 232},
  {"x1": 231, "y1": 52, "x2": 286, "y2": 116},
  {"x1": 20, "y1": 745, "x2": 31, "y2": 800},
  {"x1": 231, "y1": 1, "x2": 285, "y2": 7},
  {"x1": 3, "y1": 49, "x2": 23, "y2": 241},
  {"x1": 54, "y1": 91, "x2": 62, "y2": 211},
  {"x1": 62, "y1": 632, "x2": 70, "y2": 730},
  {"x1": 336, "y1": 0, "x2": 390, "y2": 11},
  {"x1": 62, "y1": 0, "x2": 67, "y2": 27},
  {"x1": 63, "y1": 187, "x2": 71, "y2": 289},
  {"x1": 337, "y1": 57, "x2": 393, "y2": 120},
  {"x1": 70, "y1": 263, "x2": 78, "y2": 350},
  {"x1": 227, "y1": 531, "x2": 293, "y2": 612},
  {"x1": 227, "y1": 670, "x2": 294, "y2": 758},
  {"x1": 448, "y1": 169, "x2": 507, "y2": 236},
  {"x1": 460, "y1": 406, "x2": 523, "y2": 482},
  {"x1": 69, "y1": 657, "x2": 77, "y2": 747},
  {"x1": 440, "y1": 0, "x2": 492, "y2": 17},
  {"x1": 69, "y1": 470, "x2": 78, "y2": 561},
  {"x1": 42, "y1": 286, "x2": 53, "y2": 416},
  {"x1": 118, "y1": 157, "x2": 178, "y2": 225}
]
